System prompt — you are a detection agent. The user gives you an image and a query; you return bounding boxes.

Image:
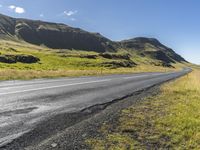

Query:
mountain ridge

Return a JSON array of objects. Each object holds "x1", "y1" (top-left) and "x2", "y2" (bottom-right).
[{"x1": 0, "y1": 13, "x2": 186, "y2": 63}]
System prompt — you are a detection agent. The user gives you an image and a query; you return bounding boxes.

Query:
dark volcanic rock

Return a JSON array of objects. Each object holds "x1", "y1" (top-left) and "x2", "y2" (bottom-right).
[
  {"x1": 99, "y1": 53, "x2": 131, "y2": 60},
  {"x1": 0, "y1": 54, "x2": 40, "y2": 63},
  {"x1": 102, "y1": 60, "x2": 137, "y2": 68},
  {"x1": 15, "y1": 55, "x2": 40, "y2": 63},
  {"x1": 0, "y1": 55, "x2": 16, "y2": 63}
]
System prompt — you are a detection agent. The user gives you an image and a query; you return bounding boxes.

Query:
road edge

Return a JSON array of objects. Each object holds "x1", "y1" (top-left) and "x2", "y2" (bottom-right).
[{"x1": 1, "y1": 70, "x2": 191, "y2": 150}]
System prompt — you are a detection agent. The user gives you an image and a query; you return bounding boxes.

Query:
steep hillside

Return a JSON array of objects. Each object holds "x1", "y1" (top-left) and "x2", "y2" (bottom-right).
[
  {"x1": 0, "y1": 13, "x2": 186, "y2": 65},
  {"x1": 0, "y1": 13, "x2": 188, "y2": 76},
  {"x1": 0, "y1": 14, "x2": 117, "y2": 52},
  {"x1": 120, "y1": 37, "x2": 186, "y2": 63}
]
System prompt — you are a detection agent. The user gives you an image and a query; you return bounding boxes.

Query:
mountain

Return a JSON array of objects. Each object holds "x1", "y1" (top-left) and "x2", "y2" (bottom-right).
[
  {"x1": 120, "y1": 37, "x2": 186, "y2": 63},
  {"x1": 0, "y1": 13, "x2": 117, "y2": 53},
  {"x1": 0, "y1": 13, "x2": 186, "y2": 63}
]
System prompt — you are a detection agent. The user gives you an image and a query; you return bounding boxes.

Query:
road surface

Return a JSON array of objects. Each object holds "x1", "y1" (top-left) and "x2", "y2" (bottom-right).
[{"x1": 0, "y1": 69, "x2": 190, "y2": 147}]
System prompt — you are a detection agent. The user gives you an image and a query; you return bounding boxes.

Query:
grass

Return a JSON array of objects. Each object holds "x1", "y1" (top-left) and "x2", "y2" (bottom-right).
[
  {"x1": 86, "y1": 69, "x2": 200, "y2": 149},
  {"x1": 0, "y1": 40, "x2": 180, "y2": 80}
]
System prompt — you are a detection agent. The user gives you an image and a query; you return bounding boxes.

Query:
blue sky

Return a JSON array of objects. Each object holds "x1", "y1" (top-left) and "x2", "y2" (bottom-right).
[{"x1": 0, "y1": 0, "x2": 199, "y2": 64}]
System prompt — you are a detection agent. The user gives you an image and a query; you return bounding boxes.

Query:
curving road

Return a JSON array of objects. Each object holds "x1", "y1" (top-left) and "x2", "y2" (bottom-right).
[{"x1": 0, "y1": 68, "x2": 191, "y2": 147}]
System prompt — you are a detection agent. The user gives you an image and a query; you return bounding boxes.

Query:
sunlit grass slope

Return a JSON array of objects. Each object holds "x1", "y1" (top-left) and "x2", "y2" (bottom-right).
[
  {"x1": 86, "y1": 69, "x2": 200, "y2": 149},
  {"x1": 0, "y1": 40, "x2": 185, "y2": 80}
]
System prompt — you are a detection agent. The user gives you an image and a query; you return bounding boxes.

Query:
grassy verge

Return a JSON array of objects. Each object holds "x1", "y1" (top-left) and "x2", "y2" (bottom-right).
[{"x1": 86, "y1": 69, "x2": 200, "y2": 149}]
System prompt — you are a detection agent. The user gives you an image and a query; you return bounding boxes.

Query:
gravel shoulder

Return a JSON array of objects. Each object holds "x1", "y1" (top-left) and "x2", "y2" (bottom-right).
[{"x1": 1, "y1": 84, "x2": 160, "y2": 150}]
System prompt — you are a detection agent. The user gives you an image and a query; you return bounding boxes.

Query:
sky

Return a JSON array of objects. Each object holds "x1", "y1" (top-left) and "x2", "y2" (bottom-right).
[{"x1": 0, "y1": 0, "x2": 199, "y2": 64}]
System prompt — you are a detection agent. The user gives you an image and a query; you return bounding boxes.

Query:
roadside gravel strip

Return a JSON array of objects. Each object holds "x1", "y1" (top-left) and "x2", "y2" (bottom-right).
[
  {"x1": 0, "y1": 69, "x2": 191, "y2": 150},
  {"x1": 3, "y1": 86, "x2": 160, "y2": 150}
]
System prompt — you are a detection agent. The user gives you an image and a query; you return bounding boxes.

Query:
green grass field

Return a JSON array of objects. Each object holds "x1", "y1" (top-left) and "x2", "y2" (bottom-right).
[
  {"x1": 86, "y1": 69, "x2": 200, "y2": 149},
  {"x1": 0, "y1": 40, "x2": 182, "y2": 80}
]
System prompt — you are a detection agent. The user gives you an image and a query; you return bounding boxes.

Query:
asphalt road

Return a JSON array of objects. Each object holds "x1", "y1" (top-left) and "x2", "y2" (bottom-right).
[{"x1": 0, "y1": 69, "x2": 191, "y2": 147}]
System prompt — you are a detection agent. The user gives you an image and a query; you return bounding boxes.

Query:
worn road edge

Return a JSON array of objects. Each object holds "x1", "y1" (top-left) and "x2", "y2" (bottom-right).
[{"x1": 1, "y1": 71, "x2": 191, "y2": 150}]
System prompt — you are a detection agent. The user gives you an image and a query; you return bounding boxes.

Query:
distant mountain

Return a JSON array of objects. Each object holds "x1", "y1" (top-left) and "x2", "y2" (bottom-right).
[
  {"x1": 120, "y1": 37, "x2": 186, "y2": 63},
  {"x1": 0, "y1": 13, "x2": 186, "y2": 63}
]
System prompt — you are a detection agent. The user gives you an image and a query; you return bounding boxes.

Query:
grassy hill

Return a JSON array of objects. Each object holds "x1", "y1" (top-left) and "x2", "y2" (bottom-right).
[
  {"x1": 0, "y1": 13, "x2": 191, "y2": 80},
  {"x1": 0, "y1": 40, "x2": 189, "y2": 80}
]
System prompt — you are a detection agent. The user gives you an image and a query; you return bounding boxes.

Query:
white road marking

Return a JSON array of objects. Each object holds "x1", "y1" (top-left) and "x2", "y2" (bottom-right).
[
  {"x1": 0, "y1": 79, "x2": 111, "y2": 96},
  {"x1": 123, "y1": 75, "x2": 148, "y2": 79},
  {"x1": 123, "y1": 73, "x2": 162, "y2": 79},
  {"x1": 0, "y1": 73, "x2": 164, "y2": 88},
  {"x1": 0, "y1": 78, "x2": 81, "y2": 88},
  {"x1": 0, "y1": 74, "x2": 158, "y2": 89},
  {"x1": 0, "y1": 73, "x2": 167, "y2": 96}
]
